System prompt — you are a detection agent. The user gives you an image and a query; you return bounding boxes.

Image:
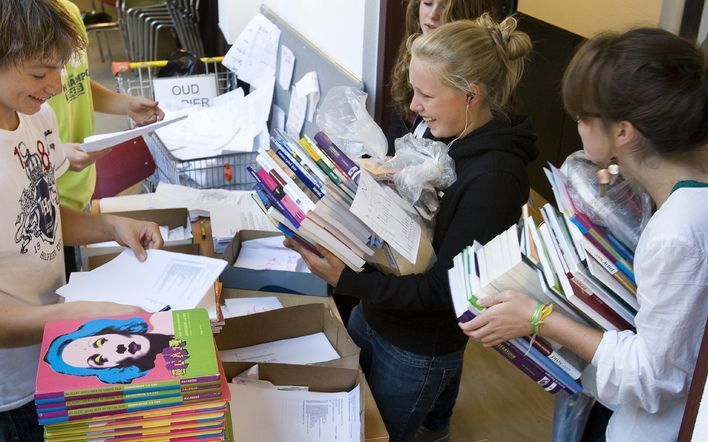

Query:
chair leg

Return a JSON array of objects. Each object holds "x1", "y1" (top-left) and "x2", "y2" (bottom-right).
[{"x1": 95, "y1": 30, "x2": 106, "y2": 63}]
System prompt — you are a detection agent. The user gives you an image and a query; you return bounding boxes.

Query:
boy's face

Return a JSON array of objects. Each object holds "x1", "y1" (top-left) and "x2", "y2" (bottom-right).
[{"x1": 0, "y1": 57, "x2": 63, "y2": 124}]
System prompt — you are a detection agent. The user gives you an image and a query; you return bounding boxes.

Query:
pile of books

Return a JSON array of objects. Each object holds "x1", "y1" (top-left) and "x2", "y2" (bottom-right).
[
  {"x1": 249, "y1": 129, "x2": 433, "y2": 275},
  {"x1": 35, "y1": 308, "x2": 232, "y2": 441},
  {"x1": 449, "y1": 164, "x2": 639, "y2": 394}
]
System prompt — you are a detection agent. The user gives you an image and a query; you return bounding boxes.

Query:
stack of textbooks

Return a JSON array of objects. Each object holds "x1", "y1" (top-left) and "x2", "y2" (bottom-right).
[
  {"x1": 249, "y1": 129, "x2": 432, "y2": 275},
  {"x1": 449, "y1": 164, "x2": 639, "y2": 395},
  {"x1": 35, "y1": 308, "x2": 232, "y2": 441}
]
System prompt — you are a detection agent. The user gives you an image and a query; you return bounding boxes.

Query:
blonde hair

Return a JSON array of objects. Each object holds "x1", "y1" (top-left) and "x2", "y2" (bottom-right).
[
  {"x1": 0, "y1": 0, "x2": 86, "y2": 68},
  {"x1": 410, "y1": 14, "x2": 532, "y2": 118},
  {"x1": 389, "y1": 0, "x2": 495, "y2": 115}
]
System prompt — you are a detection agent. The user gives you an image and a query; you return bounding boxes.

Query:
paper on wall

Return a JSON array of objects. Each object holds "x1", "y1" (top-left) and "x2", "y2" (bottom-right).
[
  {"x1": 277, "y1": 45, "x2": 295, "y2": 90},
  {"x1": 285, "y1": 84, "x2": 307, "y2": 138},
  {"x1": 271, "y1": 104, "x2": 286, "y2": 132},
  {"x1": 222, "y1": 13, "x2": 280, "y2": 84},
  {"x1": 295, "y1": 71, "x2": 320, "y2": 122}
]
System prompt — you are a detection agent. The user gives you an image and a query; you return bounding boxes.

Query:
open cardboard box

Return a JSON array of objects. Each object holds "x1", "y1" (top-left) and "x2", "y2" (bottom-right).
[
  {"x1": 219, "y1": 230, "x2": 328, "y2": 297},
  {"x1": 81, "y1": 208, "x2": 193, "y2": 268},
  {"x1": 225, "y1": 362, "x2": 364, "y2": 442},
  {"x1": 214, "y1": 303, "x2": 360, "y2": 371}
]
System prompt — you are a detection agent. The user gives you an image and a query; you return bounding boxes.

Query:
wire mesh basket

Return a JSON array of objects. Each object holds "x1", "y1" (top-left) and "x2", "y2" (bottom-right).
[{"x1": 112, "y1": 57, "x2": 257, "y2": 190}]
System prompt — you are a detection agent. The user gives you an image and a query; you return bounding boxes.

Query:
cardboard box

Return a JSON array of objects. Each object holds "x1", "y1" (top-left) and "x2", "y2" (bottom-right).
[
  {"x1": 220, "y1": 230, "x2": 328, "y2": 297},
  {"x1": 225, "y1": 363, "x2": 365, "y2": 442},
  {"x1": 81, "y1": 208, "x2": 193, "y2": 268},
  {"x1": 215, "y1": 303, "x2": 360, "y2": 371}
]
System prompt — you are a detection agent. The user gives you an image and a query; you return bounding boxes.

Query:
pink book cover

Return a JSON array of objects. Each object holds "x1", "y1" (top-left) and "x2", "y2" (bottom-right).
[{"x1": 35, "y1": 309, "x2": 220, "y2": 401}]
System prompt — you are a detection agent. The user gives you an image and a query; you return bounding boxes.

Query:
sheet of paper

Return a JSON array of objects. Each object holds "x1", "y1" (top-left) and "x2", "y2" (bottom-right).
[
  {"x1": 151, "y1": 182, "x2": 255, "y2": 220},
  {"x1": 219, "y1": 332, "x2": 339, "y2": 364},
  {"x1": 210, "y1": 200, "x2": 278, "y2": 239},
  {"x1": 213, "y1": 87, "x2": 245, "y2": 106},
  {"x1": 153, "y1": 74, "x2": 218, "y2": 111},
  {"x1": 271, "y1": 104, "x2": 285, "y2": 132},
  {"x1": 229, "y1": 380, "x2": 361, "y2": 442},
  {"x1": 286, "y1": 84, "x2": 307, "y2": 138},
  {"x1": 233, "y1": 235, "x2": 308, "y2": 272},
  {"x1": 99, "y1": 193, "x2": 152, "y2": 213},
  {"x1": 223, "y1": 297, "x2": 283, "y2": 318},
  {"x1": 81, "y1": 112, "x2": 188, "y2": 152},
  {"x1": 222, "y1": 13, "x2": 280, "y2": 84},
  {"x1": 57, "y1": 249, "x2": 227, "y2": 312},
  {"x1": 295, "y1": 71, "x2": 320, "y2": 122},
  {"x1": 277, "y1": 45, "x2": 295, "y2": 90},
  {"x1": 350, "y1": 169, "x2": 421, "y2": 264}
]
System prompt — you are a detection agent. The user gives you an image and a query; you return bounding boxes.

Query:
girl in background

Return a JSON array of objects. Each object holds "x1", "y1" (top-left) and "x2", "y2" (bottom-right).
[
  {"x1": 387, "y1": 0, "x2": 495, "y2": 155},
  {"x1": 460, "y1": 28, "x2": 708, "y2": 441}
]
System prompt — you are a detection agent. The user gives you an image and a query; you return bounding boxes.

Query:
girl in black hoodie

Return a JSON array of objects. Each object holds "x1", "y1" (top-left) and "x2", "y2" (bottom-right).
[{"x1": 286, "y1": 15, "x2": 538, "y2": 442}]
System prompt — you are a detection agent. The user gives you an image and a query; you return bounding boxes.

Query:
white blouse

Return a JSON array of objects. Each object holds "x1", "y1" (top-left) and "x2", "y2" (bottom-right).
[{"x1": 582, "y1": 186, "x2": 708, "y2": 441}]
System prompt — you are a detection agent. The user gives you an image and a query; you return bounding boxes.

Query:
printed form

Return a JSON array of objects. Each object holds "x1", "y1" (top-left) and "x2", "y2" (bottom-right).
[
  {"x1": 350, "y1": 169, "x2": 421, "y2": 264},
  {"x1": 229, "y1": 379, "x2": 361, "y2": 442}
]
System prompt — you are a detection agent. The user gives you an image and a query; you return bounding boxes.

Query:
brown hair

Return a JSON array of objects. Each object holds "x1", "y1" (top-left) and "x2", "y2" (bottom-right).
[
  {"x1": 410, "y1": 14, "x2": 532, "y2": 118},
  {"x1": 563, "y1": 28, "x2": 708, "y2": 154},
  {"x1": 0, "y1": 0, "x2": 86, "y2": 68},
  {"x1": 389, "y1": 0, "x2": 496, "y2": 116}
]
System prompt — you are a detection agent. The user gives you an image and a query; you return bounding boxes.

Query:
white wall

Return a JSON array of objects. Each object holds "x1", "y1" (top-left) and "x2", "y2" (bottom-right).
[{"x1": 221, "y1": 0, "x2": 370, "y2": 81}]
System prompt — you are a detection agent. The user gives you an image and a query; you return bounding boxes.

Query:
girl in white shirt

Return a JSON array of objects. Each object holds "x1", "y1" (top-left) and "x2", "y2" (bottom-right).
[{"x1": 458, "y1": 28, "x2": 708, "y2": 441}]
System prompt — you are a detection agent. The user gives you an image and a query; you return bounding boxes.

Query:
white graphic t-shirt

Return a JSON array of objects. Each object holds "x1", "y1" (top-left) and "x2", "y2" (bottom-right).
[{"x1": 0, "y1": 104, "x2": 69, "y2": 411}]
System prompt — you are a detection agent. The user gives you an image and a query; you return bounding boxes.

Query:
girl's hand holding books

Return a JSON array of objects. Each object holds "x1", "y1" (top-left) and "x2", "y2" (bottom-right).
[
  {"x1": 459, "y1": 290, "x2": 538, "y2": 347},
  {"x1": 283, "y1": 237, "x2": 345, "y2": 286}
]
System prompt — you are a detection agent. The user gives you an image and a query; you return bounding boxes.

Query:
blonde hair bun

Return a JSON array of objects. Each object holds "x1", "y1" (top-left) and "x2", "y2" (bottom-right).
[{"x1": 478, "y1": 13, "x2": 532, "y2": 61}]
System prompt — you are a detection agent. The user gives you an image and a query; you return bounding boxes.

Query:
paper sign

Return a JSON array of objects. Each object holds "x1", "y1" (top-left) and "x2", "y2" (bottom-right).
[
  {"x1": 277, "y1": 45, "x2": 295, "y2": 90},
  {"x1": 153, "y1": 74, "x2": 218, "y2": 111}
]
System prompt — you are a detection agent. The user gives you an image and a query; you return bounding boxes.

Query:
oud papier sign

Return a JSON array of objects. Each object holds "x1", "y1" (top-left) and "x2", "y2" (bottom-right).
[{"x1": 153, "y1": 74, "x2": 218, "y2": 111}]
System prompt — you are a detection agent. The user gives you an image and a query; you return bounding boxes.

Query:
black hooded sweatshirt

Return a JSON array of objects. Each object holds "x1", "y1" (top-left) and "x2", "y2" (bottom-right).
[{"x1": 335, "y1": 116, "x2": 539, "y2": 355}]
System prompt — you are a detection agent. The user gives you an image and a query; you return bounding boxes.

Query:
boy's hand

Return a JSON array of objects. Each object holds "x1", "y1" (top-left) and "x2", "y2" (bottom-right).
[
  {"x1": 283, "y1": 237, "x2": 345, "y2": 286},
  {"x1": 109, "y1": 216, "x2": 164, "y2": 262},
  {"x1": 64, "y1": 143, "x2": 110, "y2": 171},
  {"x1": 127, "y1": 96, "x2": 165, "y2": 126}
]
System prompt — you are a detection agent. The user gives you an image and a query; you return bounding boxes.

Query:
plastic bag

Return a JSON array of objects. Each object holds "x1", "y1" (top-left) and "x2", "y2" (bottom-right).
[
  {"x1": 389, "y1": 133, "x2": 457, "y2": 205},
  {"x1": 315, "y1": 87, "x2": 388, "y2": 159},
  {"x1": 552, "y1": 392, "x2": 594, "y2": 442},
  {"x1": 561, "y1": 151, "x2": 652, "y2": 250}
]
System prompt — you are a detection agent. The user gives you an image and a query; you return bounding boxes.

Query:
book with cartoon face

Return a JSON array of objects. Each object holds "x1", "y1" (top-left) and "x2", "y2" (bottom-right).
[{"x1": 35, "y1": 308, "x2": 220, "y2": 405}]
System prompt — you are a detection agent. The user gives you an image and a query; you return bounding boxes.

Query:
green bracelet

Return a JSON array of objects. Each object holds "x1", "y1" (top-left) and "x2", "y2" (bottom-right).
[{"x1": 530, "y1": 301, "x2": 543, "y2": 335}]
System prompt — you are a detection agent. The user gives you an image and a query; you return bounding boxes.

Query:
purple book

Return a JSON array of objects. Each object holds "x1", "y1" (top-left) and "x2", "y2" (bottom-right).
[{"x1": 314, "y1": 132, "x2": 361, "y2": 183}]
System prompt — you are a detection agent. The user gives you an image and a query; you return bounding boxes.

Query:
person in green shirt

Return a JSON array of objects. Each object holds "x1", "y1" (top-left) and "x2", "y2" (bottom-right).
[{"x1": 50, "y1": 0, "x2": 164, "y2": 212}]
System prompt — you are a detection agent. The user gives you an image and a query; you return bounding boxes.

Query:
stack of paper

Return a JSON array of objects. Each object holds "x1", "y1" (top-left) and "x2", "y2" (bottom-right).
[
  {"x1": 35, "y1": 309, "x2": 232, "y2": 440},
  {"x1": 232, "y1": 235, "x2": 309, "y2": 273},
  {"x1": 59, "y1": 249, "x2": 227, "y2": 322}
]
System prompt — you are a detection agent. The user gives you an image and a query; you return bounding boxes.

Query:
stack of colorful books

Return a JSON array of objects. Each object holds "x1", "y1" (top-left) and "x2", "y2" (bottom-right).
[
  {"x1": 449, "y1": 164, "x2": 639, "y2": 394},
  {"x1": 249, "y1": 129, "x2": 433, "y2": 275},
  {"x1": 35, "y1": 308, "x2": 232, "y2": 441}
]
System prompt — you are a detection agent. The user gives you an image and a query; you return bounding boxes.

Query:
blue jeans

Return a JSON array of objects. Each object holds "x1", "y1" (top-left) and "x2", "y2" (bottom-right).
[
  {"x1": 0, "y1": 401, "x2": 43, "y2": 442},
  {"x1": 348, "y1": 305, "x2": 464, "y2": 442}
]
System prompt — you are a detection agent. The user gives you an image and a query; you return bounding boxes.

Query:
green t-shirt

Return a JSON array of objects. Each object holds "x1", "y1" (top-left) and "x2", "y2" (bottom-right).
[{"x1": 49, "y1": 0, "x2": 96, "y2": 211}]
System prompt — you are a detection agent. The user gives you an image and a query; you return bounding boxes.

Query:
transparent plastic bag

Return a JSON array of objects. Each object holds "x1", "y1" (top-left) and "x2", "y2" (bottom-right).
[
  {"x1": 552, "y1": 392, "x2": 594, "y2": 442},
  {"x1": 561, "y1": 151, "x2": 652, "y2": 250},
  {"x1": 388, "y1": 133, "x2": 457, "y2": 205},
  {"x1": 315, "y1": 86, "x2": 388, "y2": 159}
]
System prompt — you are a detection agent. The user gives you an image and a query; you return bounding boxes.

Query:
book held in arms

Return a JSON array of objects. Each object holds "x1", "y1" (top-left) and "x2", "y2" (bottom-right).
[
  {"x1": 249, "y1": 128, "x2": 434, "y2": 275},
  {"x1": 449, "y1": 163, "x2": 640, "y2": 395},
  {"x1": 35, "y1": 309, "x2": 223, "y2": 425}
]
